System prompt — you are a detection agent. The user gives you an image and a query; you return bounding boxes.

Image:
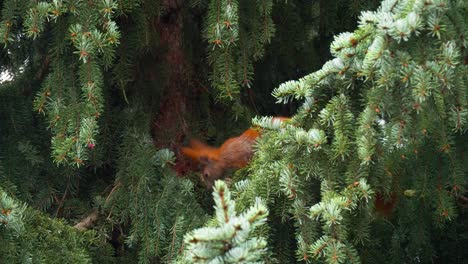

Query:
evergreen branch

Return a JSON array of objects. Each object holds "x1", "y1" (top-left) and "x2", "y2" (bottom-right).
[
  {"x1": 183, "y1": 180, "x2": 268, "y2": 263},
  {"x1": 74, "y1": 209, "x2": 99, "y2": 231},
  {"x1": 55, "y1": 177, "x2": 70, "y2": 217}
]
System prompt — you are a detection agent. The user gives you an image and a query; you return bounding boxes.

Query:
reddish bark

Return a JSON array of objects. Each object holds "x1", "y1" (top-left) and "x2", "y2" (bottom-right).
[
  {"x1": 151, "y1": 0, "x2": 192, "y2": 175},
  {"x1": 374, "y1": 192, "x2": 398, "y2": 217}
]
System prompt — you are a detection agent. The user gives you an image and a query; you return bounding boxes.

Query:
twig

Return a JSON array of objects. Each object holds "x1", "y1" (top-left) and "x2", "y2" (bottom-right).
[
  {"x1": 74, "y1": 209, "x2": 99, "y2": 231},
  {"x1": 55, "y1": 178, "x2": 70, "y2": 217},
  {"x1": 105, "y1": 181, "x2": 122, "y2": 203}
]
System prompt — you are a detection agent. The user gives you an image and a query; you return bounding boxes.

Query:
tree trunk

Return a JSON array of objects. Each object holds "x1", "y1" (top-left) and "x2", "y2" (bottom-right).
[
  {"x1": 151, "y1": 0, "x2": 196, "y2": 175},
  {"x1": 152, "y1": 0, "x2": 188, "y2": 146}
]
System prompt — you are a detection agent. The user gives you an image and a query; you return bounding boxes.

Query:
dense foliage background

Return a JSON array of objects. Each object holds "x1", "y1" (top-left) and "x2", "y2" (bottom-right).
[{"x1": 0, "y1": 0, "x2": 466, "y2": 263}]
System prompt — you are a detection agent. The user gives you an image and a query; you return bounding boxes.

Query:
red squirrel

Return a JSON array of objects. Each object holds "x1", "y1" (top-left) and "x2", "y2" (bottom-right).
[{"x1": 181, "y1": 117, "x2": 289, "y2": 188}]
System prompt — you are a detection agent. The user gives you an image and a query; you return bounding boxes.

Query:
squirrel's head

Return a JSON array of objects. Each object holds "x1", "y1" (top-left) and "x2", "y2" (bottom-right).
[
  {"x1": 200, "y1": 157, "x2": 225, "y2": 189},
  {"x1": 181, "y1": 140, "x2": 226, "y2": 189}
]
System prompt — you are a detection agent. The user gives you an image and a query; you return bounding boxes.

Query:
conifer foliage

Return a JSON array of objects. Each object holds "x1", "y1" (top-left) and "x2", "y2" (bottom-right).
[
  {"x1": 243, "y1": 0, "x2": 466, "y2": 262},
  {"x1": 1, "y1": 0, "x2": 120, "y2": 166},
  {"x1": 0, "y1": 186, "x2": 102, "y2": 263},
  {"x1": 181, "y1": 181, "x2": 269, "y2": 263},
  {"x1": 103, "y1": 111, "x2": 208, "y2": 263},
  {"x1": 202, "y1": 0, "x2": 275, "y2": 113},
  {"x1": 0, "y1": 0, "x2": 466, "y2": 263}
]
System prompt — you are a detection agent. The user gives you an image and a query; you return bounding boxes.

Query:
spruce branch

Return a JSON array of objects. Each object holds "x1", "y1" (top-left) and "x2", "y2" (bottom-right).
[
  {"x1": 183, "y1": 180, "x2": 268, "y2": 263},
  {"x1": 74, "y1": 209, "x2": 99, "y2": 231}
]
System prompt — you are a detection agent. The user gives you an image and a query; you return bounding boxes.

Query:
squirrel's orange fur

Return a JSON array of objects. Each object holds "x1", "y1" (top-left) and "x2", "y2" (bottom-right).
[{"x1": 181, "y1": 117, "x2": 289, "y2": 188}]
